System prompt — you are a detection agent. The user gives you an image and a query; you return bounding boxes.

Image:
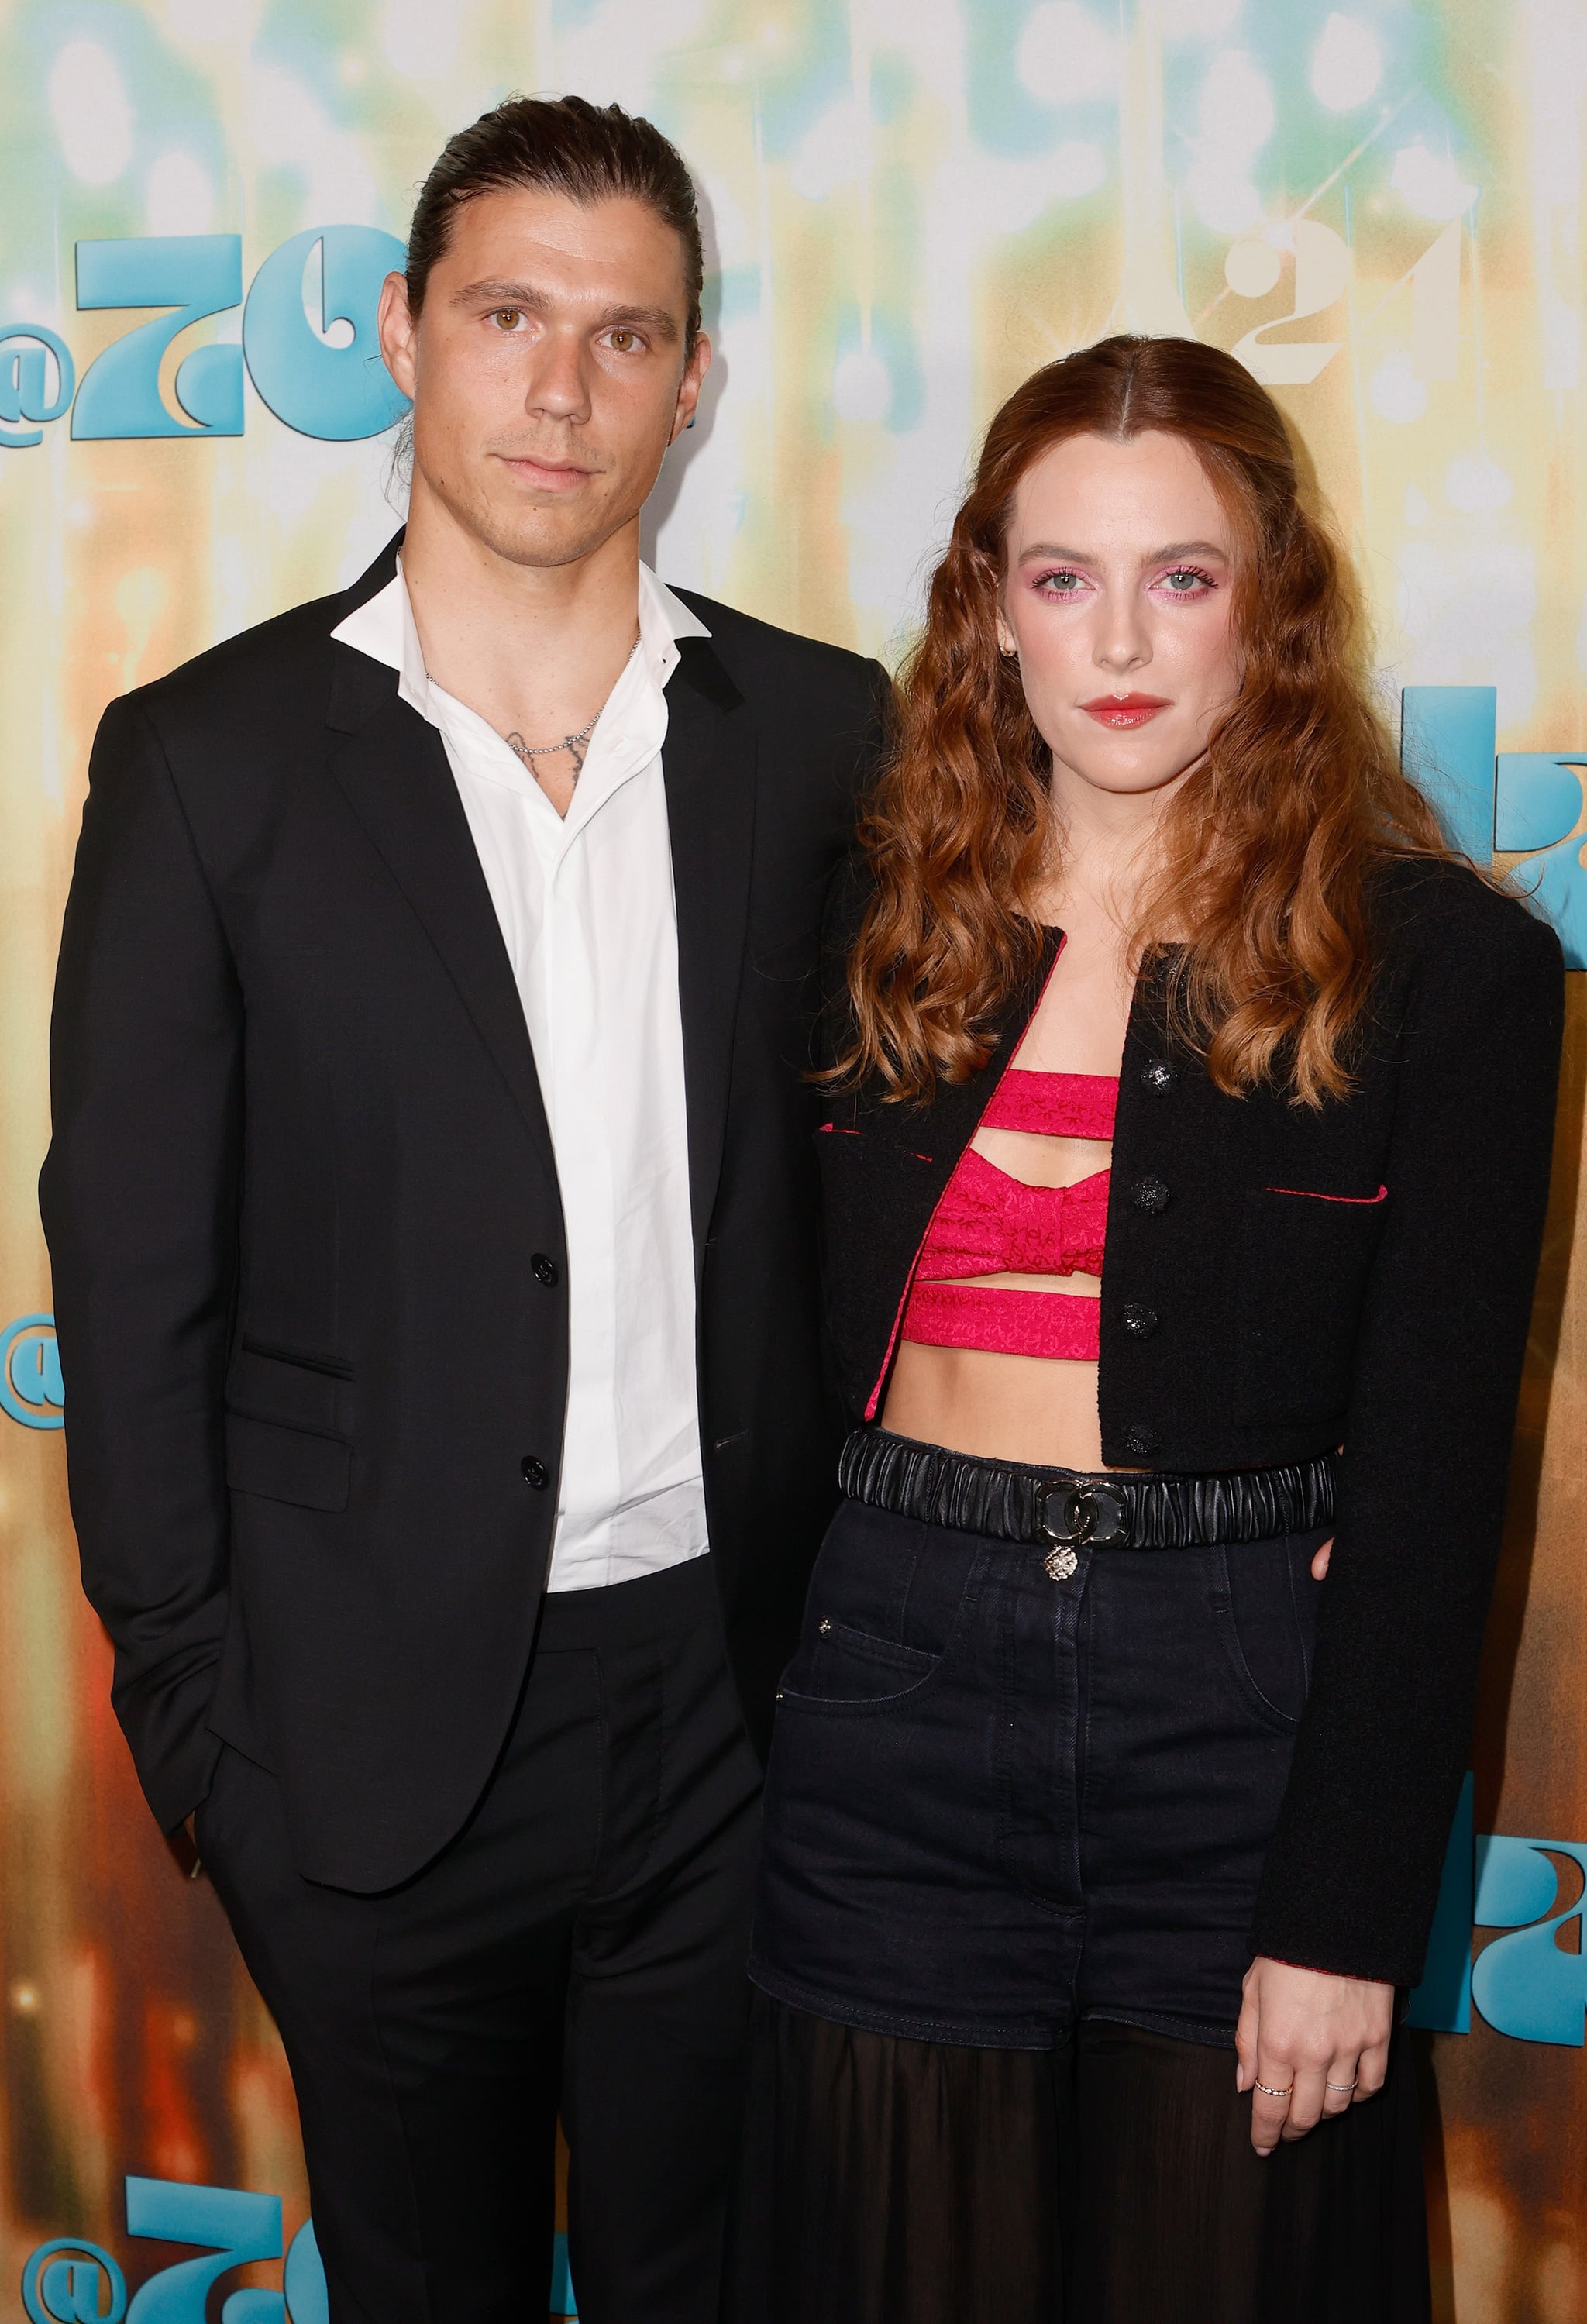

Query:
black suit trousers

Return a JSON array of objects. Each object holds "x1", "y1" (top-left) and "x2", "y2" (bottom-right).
[{"x1": 196, "y1": 1556, "x2": 762, "y2": 2324}]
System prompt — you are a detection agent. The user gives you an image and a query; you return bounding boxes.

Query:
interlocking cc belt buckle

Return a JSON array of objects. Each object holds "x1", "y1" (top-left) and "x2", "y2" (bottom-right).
[{"x1": 1038, "y1": 1482, "x2": 1130, "y2": 1580}]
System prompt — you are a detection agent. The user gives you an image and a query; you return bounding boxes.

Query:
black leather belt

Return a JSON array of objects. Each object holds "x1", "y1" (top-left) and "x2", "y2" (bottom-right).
[{"x1": 838, "y1": 1428, "x2": 1337, "y2": 1581}]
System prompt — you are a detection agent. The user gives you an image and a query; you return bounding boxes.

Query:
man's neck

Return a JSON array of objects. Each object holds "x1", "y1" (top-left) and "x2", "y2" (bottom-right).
[{"x1": 400, "y1": 483, "x2": 644, "y2": 813}]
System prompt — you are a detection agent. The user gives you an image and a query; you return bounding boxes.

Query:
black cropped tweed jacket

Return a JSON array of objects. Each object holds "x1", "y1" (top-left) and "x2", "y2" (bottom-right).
[{"x1": 815, "y1": 855, "x2": 1565, "y2": 1987}]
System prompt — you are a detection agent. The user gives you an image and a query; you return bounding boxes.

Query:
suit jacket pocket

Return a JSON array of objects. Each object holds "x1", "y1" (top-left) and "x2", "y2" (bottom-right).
[
  {"x1": 229, "y1": 1338, "x2": 351, "y2": 1434},
  {"x1": 1234, "y1": 1183, "x2": 1389, "y2": 1428},
  {"x1": 225, "y1": 1411, "x2": 351, "y2": 1512}
]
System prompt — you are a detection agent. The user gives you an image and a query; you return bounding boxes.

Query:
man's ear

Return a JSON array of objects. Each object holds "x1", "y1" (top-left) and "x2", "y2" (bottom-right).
[
  {"x1": 670, "y1": 332, "x2": 712, "y2": 446},
  {"x1": 378, "y1": 271, "x2": 419, "y2": 403}
]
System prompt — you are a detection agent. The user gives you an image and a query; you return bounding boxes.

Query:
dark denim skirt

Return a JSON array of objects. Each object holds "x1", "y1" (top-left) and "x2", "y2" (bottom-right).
[{"x1": 749, "y1": 1494, "x2": 1329, "y2": 2049}]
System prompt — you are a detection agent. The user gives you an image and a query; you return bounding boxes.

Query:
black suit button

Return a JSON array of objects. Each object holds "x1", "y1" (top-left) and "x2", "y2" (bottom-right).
[
  {"x1": 521, "y1": 1455, "x2": 549, "y2": 1489},
  {"x1": 1123, "y1": 1303, "x2": 1159, "y2": 1338},
  {"x1": 532, "y1": 1253, "x2": 559, "y2": 1287},
  {"x1": 1133, "y1": 1176, "x2": 1170, "y2": 1214},
  {"x1": 1124, "y1": 1424, "x2": 1156, "y2": 1458},
  {"x1": 1141, "y1": 1059, "x2": 1178, "y2": 1096}
]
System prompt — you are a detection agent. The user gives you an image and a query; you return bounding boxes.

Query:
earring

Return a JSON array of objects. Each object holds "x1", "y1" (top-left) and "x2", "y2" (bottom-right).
[{"x1": 686, "y1": 415, "x2": 697, "y2": 429}]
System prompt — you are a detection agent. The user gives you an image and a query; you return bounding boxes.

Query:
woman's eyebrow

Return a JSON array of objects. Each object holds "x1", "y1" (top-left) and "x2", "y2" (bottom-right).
[{"x1": 1017, "y1": 538, "x2": 1230, "y2": 566}]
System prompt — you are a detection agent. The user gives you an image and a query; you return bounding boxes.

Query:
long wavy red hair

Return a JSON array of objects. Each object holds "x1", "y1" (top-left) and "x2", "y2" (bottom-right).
[{"x1": 837, "y1": 334, "x2": 1456, "y2": 1108}]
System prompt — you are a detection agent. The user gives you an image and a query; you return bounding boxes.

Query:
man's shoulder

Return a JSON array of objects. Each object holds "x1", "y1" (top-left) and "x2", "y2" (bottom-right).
[
  {"x1": 133, "y1": 592, "x2": 341, "y2": 718},
  {"x1": 670, "y1": 587, "x2": 888, "y2": 716},
  {"x1": 123, "y1": 537, "x2": 400, "y2": 739}
]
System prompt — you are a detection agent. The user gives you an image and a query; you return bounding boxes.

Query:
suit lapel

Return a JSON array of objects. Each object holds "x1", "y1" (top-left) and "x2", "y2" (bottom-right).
[
  {"x1": 663, "y1": 637, "x2": 756, "y2": 1267},
  {"x1": 326, "y1": 647, "x2": 557, "y2": 1179}
]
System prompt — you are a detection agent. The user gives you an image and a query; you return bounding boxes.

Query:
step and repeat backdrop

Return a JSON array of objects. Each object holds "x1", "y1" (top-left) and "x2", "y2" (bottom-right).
[{"x1": 2, "y1": 1, "x2": 1585, "y2": 2318}]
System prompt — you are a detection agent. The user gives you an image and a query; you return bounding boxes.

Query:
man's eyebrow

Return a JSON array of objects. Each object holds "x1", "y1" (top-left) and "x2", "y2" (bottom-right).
[
  {"x1": 454, "y1": 279, "x2": 553, "y2": 310},
  {"x1": 452, "y1": 280, "x2": 680, "y2": 339},
  {"x1": 1016, "y1": 538, "x2": 1230, "y2": 566}
]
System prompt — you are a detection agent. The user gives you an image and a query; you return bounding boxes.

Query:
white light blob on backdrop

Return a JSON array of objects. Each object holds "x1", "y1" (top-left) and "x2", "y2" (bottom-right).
[
  {"x1": 1309, "y1": 15, "x2": 1382, "y2": 112},
  {"x1": 49, "y1": 40, "x2": 134, "y2": 187},
  {"x1": 1197, "y1": 50, "x2": 1277, "y2": 151},
  {"x1": 1396, "y1": 539, "x2": 1537, "y2": 722},
  {"x1": 1015, "y1": 3, "x2": 1117, "y2": 106},
  {"x1": 165, "y1": 0, "x2": 261, "y2": 38},
  {"x1": 1162, "y1": 0, "x2": 1245, "y2": 37},
  {"x1": 1371, "y1": 353, "x2": 1429, "y2": 424},
  {"x1": 789, "y1": 96, "x2": 870, "y2": 202},
  {"x1": 246, "y1": 67, "x2": 381, "y2": 229},
  {"x1": 1445, "y1": 453, "x2": 1513, "y2": 512},
  {"x1": 1392, "y1": 141, "x2": 1479, "y2": 219},
  {"x1": 1188, "y1": 50, "x2": 1274, "y2": 234},
  {"x1": 1051, "y1": 142, "x2": 1107, "y2": 198},
  {"x1": 832, "y1": 349, "x2": 893, "y2": 424},
  {"x1": 145, "y1": 151, "x2": 216, "y2": 237},
  {"x1": 380, "y1": 0, "x2": 461, "y2": 81},
  {"x1": 553, "y1": 0, "x2": 709, "y2": 119}
]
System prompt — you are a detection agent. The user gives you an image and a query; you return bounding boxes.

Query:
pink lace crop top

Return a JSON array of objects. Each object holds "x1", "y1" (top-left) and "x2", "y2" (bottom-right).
[{"x1": 899, "y1": 1070, "x2": 1117, "y2": 1361}]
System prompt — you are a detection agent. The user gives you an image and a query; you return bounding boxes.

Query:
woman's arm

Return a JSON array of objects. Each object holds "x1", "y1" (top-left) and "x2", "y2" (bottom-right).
[{"x1": 1251, "y1": 878, "x2": 1565, "y2": 1987}]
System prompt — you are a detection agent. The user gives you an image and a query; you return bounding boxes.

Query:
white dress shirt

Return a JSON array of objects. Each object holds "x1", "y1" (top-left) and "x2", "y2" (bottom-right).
[{"x1": 332, "y1": 561, "x2": 712, "y2": 1592}]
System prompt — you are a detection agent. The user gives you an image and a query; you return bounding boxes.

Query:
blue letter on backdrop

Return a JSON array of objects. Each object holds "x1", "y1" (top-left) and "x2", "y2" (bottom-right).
[
  {"x1": 1399, "y1": 686, "x2": 1496, "y2": 865},
  {"x1": 1400, "y1": 685, "x2": 1587, "y2": 968},
  {"x1": 73, "y1": 239, "x2": 243, "y2": 439},
  {"x1": 0, "y1": 1313, "x2": 64, "y2": 1429},
  {"x1": 1496, "y1": 754, "x2": 1587, "y2": 969},
  {"x1": 0, "y1": 325, "x2": 75, "y2": 448},
  {"x1": 1472, "y1": 1837, "x2": 1587, "y2": 2046},
  {"x1": 242, "y1": 227, "x2": 409, "y2": 442},
  {"x1": 122, "y1": 2178, "x2": 281, "y2": 2322}
]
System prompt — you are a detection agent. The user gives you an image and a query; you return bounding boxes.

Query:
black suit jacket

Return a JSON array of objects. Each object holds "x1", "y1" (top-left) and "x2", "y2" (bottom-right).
[
  {"x1": 817, "y1": 854, "x2": 1564, "y2": 1985},
  {"x1": 41, "y1": 535, "x2": 890, "y2": 1892}
]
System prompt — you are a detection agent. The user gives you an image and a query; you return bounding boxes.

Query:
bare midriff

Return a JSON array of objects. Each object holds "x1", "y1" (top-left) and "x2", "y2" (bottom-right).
[{"x1": 882, "y1": 1114, "x2": 1119, "y2": 1470}]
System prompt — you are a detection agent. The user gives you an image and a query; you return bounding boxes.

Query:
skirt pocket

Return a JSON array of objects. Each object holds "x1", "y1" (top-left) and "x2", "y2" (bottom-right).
[
  {"x1": 1207, "y1": 1532, "x2": 1325, "y2": 1732},
  {"x1": 783, "y1": 1618, "x2": 942, "y2": 1708},
  {"x1": 776, "y1": 1496, "x2": 981, "y2": 1719}
]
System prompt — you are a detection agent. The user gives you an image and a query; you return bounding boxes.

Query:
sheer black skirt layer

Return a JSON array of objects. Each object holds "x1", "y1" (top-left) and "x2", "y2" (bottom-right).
[{"x1": 728, "y1": 1997, "x2": 1430, "y2": 2324}]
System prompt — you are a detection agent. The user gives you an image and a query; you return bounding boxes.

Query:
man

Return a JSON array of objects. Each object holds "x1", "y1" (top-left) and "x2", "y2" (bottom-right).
[{"x1": 42, "y1": 95, "x2": 887, "y2": 2324}]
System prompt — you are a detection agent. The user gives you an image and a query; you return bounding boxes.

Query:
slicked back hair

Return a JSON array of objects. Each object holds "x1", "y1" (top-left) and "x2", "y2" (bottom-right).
[{"x1": 405, "y1": 93, "x2": 704, "y2": 358}]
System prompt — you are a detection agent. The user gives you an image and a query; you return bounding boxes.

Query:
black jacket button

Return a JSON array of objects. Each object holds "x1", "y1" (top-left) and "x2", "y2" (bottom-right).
[
  {"x1": 1133, "y1": 1176, "x2": 1170, "y2": 1214},
  {"x1": 1141, "y1": 1059, "x2": 1178, "y2": 1096},
  {"x1": 532, "y1": 1253, "x2": 559, "y2": 1287},
  {"x1": 521, "y1": 1455, "x2": 549, "y2": 1489},
  {"x1": 1122, "y1": 1303, "x2": 1159, "y2": 1338},
  {"x1": 1124, "y1": 1424, "x2": 1156, "y2": 1457}
]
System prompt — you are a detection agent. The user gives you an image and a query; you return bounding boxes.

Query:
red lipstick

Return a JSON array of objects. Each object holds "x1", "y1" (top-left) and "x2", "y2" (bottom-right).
[{"x1": 1080, "y1": 693, "x2": 1171, "y2": 729}]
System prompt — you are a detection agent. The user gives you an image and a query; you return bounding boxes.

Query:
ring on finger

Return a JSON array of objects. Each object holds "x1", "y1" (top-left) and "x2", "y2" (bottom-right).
[
  {"x1": 1325, "y1": 2079, "x2": 1358, "y2": 2093},
  {"x1": 1253, "y1": 2080, "x2": 1294, "y2": 2098}
]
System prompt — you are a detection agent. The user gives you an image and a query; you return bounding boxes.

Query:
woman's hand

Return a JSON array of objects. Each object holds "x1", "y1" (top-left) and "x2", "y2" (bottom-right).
[{"x1": 1234, "y1": 1957, "x2": 1392, "y2": 2155}]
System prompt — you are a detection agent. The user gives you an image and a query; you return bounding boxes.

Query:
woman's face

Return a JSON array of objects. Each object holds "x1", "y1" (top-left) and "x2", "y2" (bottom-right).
[{"x1": 999, "y1": 428, "x2": 1242, "y2": 809}]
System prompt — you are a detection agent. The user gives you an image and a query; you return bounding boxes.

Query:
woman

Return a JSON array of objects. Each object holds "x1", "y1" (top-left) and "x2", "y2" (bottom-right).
[{"x1": 738, "y1": 337, "x2": 1563, "y2": 2322}]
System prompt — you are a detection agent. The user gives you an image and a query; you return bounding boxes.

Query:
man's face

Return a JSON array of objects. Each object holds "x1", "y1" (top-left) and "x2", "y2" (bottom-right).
[{"x1": 378, "y1": 184, "x2": 710, "y2": 570}]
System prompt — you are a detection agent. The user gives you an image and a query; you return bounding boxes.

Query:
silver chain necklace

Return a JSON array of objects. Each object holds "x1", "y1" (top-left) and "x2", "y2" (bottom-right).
[
  {"x1": 503, "y1": 709, "x2": 601, "y2": 780},
  {"x1": 499, "y1": 637, "x2": 642, "y2": 789}
]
